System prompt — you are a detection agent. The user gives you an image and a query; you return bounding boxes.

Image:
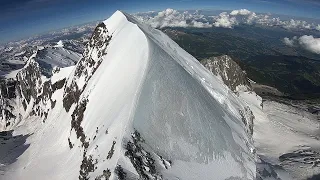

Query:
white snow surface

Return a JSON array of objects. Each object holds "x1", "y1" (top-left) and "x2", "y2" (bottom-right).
[
  {"x1": 35, "y1": 46, "x2": 80, "y2": 72},
  {"x1": 54, "y1": 40, "x2": 64, "y2": 48},
  {"x1": 2, "y1": 11, "x2": 255, "y2": 180},
  {"x1": 239, "y1": 91, "x2": 320, "y2": 179},
  {"x1": 51, "y1": 66, "x2": 74, "y2": 84}
]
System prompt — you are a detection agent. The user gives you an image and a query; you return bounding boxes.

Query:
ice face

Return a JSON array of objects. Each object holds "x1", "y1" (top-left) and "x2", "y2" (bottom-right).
[{"x1": 133, "y1": 40, "x2": 254, "y2": 178}]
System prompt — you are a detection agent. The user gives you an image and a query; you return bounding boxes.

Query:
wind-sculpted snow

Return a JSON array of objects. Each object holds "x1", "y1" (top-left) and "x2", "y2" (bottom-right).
[
  {"x1": 133, "y1": 39, "x2": 254, "y2": 179},
  {"x1": 1, "y1": 11, "x2": 256, "y2": 180}
]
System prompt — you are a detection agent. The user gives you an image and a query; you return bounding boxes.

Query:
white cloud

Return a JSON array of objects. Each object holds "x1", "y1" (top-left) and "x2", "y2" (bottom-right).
[
  {"x1": 135, "y1": 8, "x2": 320, "y2": 32},
  {"x1": 214, "y1": 9, "x2": 260, "y2": 27},
  {"x1": 135, "y1": 8, "x2": 212, "y2": 28},
  {"x1": 230, "y1": 9, "x2": 252, "y2": 16},
  {"x1": 192, "y1": 20, "x2": 211, "y2": 28},
  {"x1": 283, "y1": 36, "x2": 297, "y2": 47},
  {"x1": 227, "y1": 9, "x2": 319, "y2": 30},
  {"x1": 298, "y1": 35, "x2": 320, "y2": 54},
  {"x1": 283, "y1": 35, "x2": 320, "y2": 54},
  {"x1": 281, "y1": 19, "x2": 312, "y2": 30},
  {"x1": 213, "y1": 12, "x2": 237, "y2": 28}
]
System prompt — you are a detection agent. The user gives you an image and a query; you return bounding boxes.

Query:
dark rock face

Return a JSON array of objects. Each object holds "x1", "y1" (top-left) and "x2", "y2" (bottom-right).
[
  {"x1": 33, "y1": 78, "x2": 66, "y2": 121},
  {"x1": 69, "y1": 98, "x2": 97, "y2": 180},
  {"x1": 63, "y1": 22, "x2": 112, "y2": 112},
  {"x1": 115, "y1": 165, "x2": 127, "y2": 180},
  {"x1": 52, "y1": 78, "x2": 66, "y2": 91},
  {"x1": 71, "y1": 98, "x2": 89, "y2": 148},
  {"x1": 239, "y1": 106, "x2": 254, "y2": 135},
  {"x1": 79, "y1": 152, "x2": 96, "y2": 180},
  {"x1": 95, "y1": 169, "x2": 111, "y2": 180},
  {"x1": 0, "y1": 79, "x2": 17, "y2": 127},
  {"x1": 106, "y1": 141, "x2": 116, "y2": 159},
  {"x1": 0, "y1": 78, "x2": 17, "y2": 99},
  {"x1": 1, "y1": 57, "x2": 44, "y2": 129},
  {"x1": 16, "y1": 58, "x2": 42, "y2": 106},
  {"x1": 201, "y1": 55, "x2": 251, "y2": 92},
  {"x1": 63, "y1": 81, "x2": 81, "y2": 112},
  {"x1": 62, "y1": 22, "x2": 112, "y2": 180},
  {"x1": 87, "y1": 23, "x2": 110, "y2": 54},
  {"x1": 0, "y1": 55, "x2": 68, "y2": 129},
  {"x1": 124, "y1": 131, "x2": 171, "y2": 180}
]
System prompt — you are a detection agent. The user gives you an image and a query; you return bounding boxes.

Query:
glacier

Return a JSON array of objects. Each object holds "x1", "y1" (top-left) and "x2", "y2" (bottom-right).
[{"x1": 0, "y1": 11, "x2": 256, "y2": 180}]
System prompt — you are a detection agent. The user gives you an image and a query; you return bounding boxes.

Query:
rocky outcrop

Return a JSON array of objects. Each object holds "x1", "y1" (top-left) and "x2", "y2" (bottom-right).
[
  {"x1": 32, "y1": 78, "x2": 66, "y2": 121},
  {"x1": 0, "y1": 78, "x2": 18, "y2": 129},
  {"x1": 201, "y1": 55, "x2": 251, "y2": 92},
  {"x1": 124, "y1": 130, "x2": 171, "y2": 180},
  {"x1": 16, "y1": 57, "x2": 42, "y2": 108},
  {"x1": 63, "y1": 23, "x2": 112, "y2": 112},
  {"x1": 16, "y1": 56, "x2": 66, "y2": 121},
  {"x1": 0, "y1": 53, "x2": 68, "y2": 130},
  {"x1": 61, "y1": 22, "x2": 113, "y2": 179},
  {"x1": 239, "y1": 106, "x2": 254, "y2": 135}
]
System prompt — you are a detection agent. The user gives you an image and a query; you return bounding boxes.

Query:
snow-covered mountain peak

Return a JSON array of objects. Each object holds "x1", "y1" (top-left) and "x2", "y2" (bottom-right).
[{"x1": 1, "y1": 11, "x2": 256, "y2": 180}]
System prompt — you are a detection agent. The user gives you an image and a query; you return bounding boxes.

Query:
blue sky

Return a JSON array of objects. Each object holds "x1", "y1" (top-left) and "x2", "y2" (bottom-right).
[{"x1": 0, "y1": 0, "x2": 320, "y2": 43}]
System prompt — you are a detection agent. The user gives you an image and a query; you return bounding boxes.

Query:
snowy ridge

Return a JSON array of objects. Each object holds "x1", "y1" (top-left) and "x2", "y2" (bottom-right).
[{"x1": 2, "y1": 11, "x2": 255, "y2": 180}]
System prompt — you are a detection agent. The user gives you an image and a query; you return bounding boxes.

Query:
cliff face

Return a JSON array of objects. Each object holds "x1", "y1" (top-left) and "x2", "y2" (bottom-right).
[
  {"x1": 16, "y1": 57, "x2": 43, "y2": 110},
  {"x1": 0, "y1": 78, "x2": 18, "y2": 129},
  {"x1": 201, "y1": 55, "x2": 251, "y2": 92},
  {"x1": 0, "y1": 57, "x2": 42, "y2": 130}
]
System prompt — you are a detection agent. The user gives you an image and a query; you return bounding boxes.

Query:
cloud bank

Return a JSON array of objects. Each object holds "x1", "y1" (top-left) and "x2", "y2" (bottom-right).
[
  {"x1": 135, "y1": 9, "x2": 211, "y2": 28},
  {"x1": 213, "y1": 12, "x2": 237, "y2": 28},
  {"x1": 283, "y1": 35, "x2": 320, "y2": 54},
  {"x1": 135, "y1": 8, "x2": 320, "y2": 31}
]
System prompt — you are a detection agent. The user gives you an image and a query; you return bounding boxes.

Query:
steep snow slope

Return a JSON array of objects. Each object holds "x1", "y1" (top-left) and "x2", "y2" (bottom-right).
[
  {"x1": 239, "y1": 92, "x2": 320, "y2": 179},
  {"x1": 2, "y1": 11, "x2": 255, "y2": 180}
]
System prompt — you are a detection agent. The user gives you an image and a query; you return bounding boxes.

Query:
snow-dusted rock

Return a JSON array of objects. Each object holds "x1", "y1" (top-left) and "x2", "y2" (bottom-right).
[{"x1": 201, "y1": 55, "x2": 251, "y2": 92}]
